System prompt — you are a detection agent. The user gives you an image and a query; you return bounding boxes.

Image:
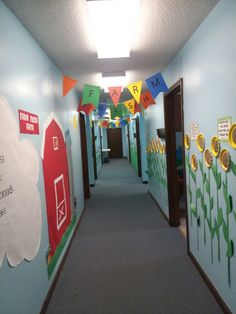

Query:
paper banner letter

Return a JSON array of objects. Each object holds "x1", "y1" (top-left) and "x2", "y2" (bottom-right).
[
  {"x1": 123, "y1": 99, "x2": 135, "y2": 115},
  {"x1": 145, "y1": 72, "x2": 168, "y2": 99},
  {"x1": 82, "y1": 84, "x2": 100, "y2": 108},
  {"x1": 63, "y1": 75, "x2": 78, "y2": 97},
  {"x1": 110, "y1": 103, "x2": 123, "y2": 120},
  {"x1": 140, "y1": 90, "x2": 156, "y2": 109},
  {"x1": 108, "y1": 86, "x2": 122, "y2": 107},
  {"x1": 127, "y1": 81, "x2": 142, "y2": 103},
  {"x1": 98, "y1": 102, "x2": 108, "y2": 118}
]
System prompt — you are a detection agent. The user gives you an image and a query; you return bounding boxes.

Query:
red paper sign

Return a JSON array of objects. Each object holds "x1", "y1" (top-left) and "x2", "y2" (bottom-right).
[
  {"x1": 108, "y1": 86, "x2": 122, "y2": 107},
  {"x1": 18, "y1": 110, "x2": 39, "y2": 134}
]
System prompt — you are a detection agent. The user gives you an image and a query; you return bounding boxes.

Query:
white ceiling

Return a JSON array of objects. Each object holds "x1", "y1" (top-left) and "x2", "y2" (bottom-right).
[{"x1": 3, "y1": 0, "x2": 218, "y2": 94}]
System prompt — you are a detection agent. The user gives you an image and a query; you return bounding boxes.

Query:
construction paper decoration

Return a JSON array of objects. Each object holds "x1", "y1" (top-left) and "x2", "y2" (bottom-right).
[
  {"x1": 77, "y1": 103, "x2": 95, "y2": 115},
  {"x1": 101, "y1": 120, "x2": 109, "y2": 128},
  {"x1": 110, "y1": 103, "x2": 123, "y2": 120},
  {"x1": 123, "y1": 99, "x2": 135, "y2": 115},
  {"x1": 18, "y1": 109, "x2": 40, "y2": 134},
  {"x1": 41, "y1": 112, "x2": 72, "y2": 260},
  {"x1": 140, "y1": 90, "x2": 156, "y2": 109},
  {"x1": 122, "y1": 103, "x2": 130, "y2": 117},
  {"x1": 108, "y1": 86, "x2": 122, "y2": 107},
  {"x1": 220, "y1": 149, "x2": 230, "y2": 172},
  {"x1": 145, "y1": 72, "x2": 168, "y2": 99},
  {"x1": 120, "y1": 119, "x2": 128, "y2": 127},
  {"x1": 115, "y1": 121, "x2": 120, "y2": 128},
  {"x1": 63, "y1": 75, "x2": 78, "y2": 97},
  {"x1": 98, "y1": 102, "x2": 108, "y2": 118},
  {"x1": 82, "y1": 84, "x2": 100, "y2": 108},
  {"x1": 127, "y1": 80, "x2": 142, "y2": 103},
  {"x1": 0, "y1": 96, "x2": 41, "y2": 268},
  {"x1": 228, "y1": 124, "x2": 236, "y2": 149}
]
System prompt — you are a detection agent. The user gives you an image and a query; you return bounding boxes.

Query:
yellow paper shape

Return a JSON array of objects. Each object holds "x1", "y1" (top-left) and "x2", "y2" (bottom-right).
[
  {"x1": 127, "y1": 80, "x2": 142, "y2": 104},
  {"x1": 123, "y1": 99, "x2": 135, "y2": 115},
  {"x1": 115, "y1": 121, "x2": 120, "y2": 127},
  {"x1": 73, "y1": 115, "x2": 77, "y2": 129}
]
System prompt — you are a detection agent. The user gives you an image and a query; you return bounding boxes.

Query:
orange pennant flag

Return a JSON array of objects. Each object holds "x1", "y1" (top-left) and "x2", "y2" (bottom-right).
[
  {"x1": 63, "y1": 75, "x2": 78, "y2": 97},
  {"x1": 127, "y1": 80, "x2": 142, "y2": 104},
  {"x1": 134, "y1": 102, "x2": 142, "y2": 114},
  {"x1": 123, "y1": 99, "x2": 135, "y2": 115},
  {"x1": 108, "y1": 86, "x2": 122, "y2": 107},
  {"x1": 140, "y1": 90, "x2": 156, "y2": 109}
]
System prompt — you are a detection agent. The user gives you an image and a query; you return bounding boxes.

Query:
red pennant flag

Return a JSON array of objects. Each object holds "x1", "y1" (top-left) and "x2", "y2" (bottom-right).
[
  {"x1": 140, "y1": 90, "x2": 156, "y2": 109},
  {"x1": 102, "y1": 120, "x2": 109, "y2": 128},
  {"x1": 77, "y1": 103, "x2": 95, "y2": 115},
  {"x1": 63, "y1": 75, "x2": 78, "y2": 97},
  {"x1": 134, "y1": 102, "x2": 142, "y2": 114},
  {"x1": 108, "y1": 86, "x2": 122, "y2": 107}
]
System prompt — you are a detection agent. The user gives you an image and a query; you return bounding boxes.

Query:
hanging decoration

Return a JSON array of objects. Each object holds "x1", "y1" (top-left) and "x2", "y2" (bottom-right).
[
  {"x1": 127, "y1": 80, "x2": 142, "y2": 104},
  {"x1": 110, "y1": 103, "x2": 123, "y2": 120},
  {"x1": 82, "y1": 84, "x2": 100, "y2": 108},
  {"x1": 77, "y1": 102, "x2": 95, "y2": 115},
  {"x1": 145, "y1": 72, "x2": 168, "y2": 99},
  {"x1": 108, "y1": 86, "x2": 122, "y2": 107},
  {"x1": 63, "y1": 75, "x2": 78, "y2": 97},
  {"x1": 140, "y1": 90, "x2": 156, "y2": 109},
  {"x1": 98, "y1": 102, "x2": 108, "y2": 118},
  {"x1": 134, "y1": 102, "x2": 142, "y2": 114},
  {"x1": 123, "y1": 99, "x2": 135, "y2": 115}
]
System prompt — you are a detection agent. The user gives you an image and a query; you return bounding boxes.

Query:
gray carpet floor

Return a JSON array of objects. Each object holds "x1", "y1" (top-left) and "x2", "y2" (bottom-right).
[{"x1": 46, "y1": 159, "x2": 222, "y2": 314}]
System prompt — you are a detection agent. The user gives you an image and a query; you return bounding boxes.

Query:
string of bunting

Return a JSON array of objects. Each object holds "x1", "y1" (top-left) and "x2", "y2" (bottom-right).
[{"x1": 63, "y1": 72, "x2": 168, "y2": 126}]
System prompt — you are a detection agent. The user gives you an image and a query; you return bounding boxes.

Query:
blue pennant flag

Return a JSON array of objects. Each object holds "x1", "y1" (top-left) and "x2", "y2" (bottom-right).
[
  {"x1": 98, "y1": 102, "x2": 108, "y2": 118},
  {"x1": 120, "y1": 119, "x2": 128, "y2": 127},
  {"x1": 145, "y1": 72, "x2": 168, "y2": 99}
]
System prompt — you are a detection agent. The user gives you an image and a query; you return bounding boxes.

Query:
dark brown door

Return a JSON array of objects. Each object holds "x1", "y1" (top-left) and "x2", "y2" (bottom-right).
[
  {"x1": 107, "y1": 128, "x2": 123, "y2": 158},
  {"x1": 79, "y1": 113, "x2": 90, "y2": 199},
  {"x1": 91, "y1": 122, "x2": 98, "y2": 180},
  {"x1": 164, "y1": 78, "x2": 187, "y2": 230},
  {"x1": 135, "y1": 117, "x2": 142, "y2": 177}
]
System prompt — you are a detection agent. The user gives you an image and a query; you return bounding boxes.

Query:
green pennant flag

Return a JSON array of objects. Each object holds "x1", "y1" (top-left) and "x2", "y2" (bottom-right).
[
  {"x1": 82, "y1": 84, "x2": 101, "y2": 108},
  {"x1": 122, "y1": 103, "x2": 130, "y2": 117},
  {"x1": 110, "y1": 103, "x2": 123, "y2": 120}
]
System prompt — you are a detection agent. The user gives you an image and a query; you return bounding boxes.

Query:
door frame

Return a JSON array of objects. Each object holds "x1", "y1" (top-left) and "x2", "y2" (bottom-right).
[
  {"x1": 164, "y1": 78, "x2": 188, "y2": 235},
  {"x1": 79, "y1": 113, "x2": 90, "y2": 199},
  {"x1": 91, "y1": 121, "x2": 98, "y2": 180},
  {"x1": 135, "y1": 116, "x2": 142, "y2": 177},
  {"x1": 127, "y1": 124, "x2": 131, "y2": 162}
]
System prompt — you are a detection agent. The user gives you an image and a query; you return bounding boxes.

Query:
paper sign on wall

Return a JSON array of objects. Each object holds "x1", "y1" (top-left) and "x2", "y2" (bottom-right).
[
  {"x1": 18, "y1": 110, "x2": 39, "y2": 134},
  {"x1": 190, "y1": 123, "x2": 199, "y2": 141},
  {"x1": 218, "y1": 116, "x2": 232, "y2": 141},
  {"x1": 0, "y1": 96, "x2": 42, "y2": 268}
]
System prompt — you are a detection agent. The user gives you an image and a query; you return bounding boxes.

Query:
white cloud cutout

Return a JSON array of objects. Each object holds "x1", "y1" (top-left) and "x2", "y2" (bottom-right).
[{"x1": 0, "y1": 96, "x2": 41, "y2": 268}]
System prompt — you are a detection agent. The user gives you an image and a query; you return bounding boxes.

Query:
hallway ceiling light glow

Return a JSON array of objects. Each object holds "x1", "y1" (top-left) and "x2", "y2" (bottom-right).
[
  {"x1": 102, "y1": 72, "x2": 126, "y2": 92},
  {"x1": 87, "y1": 0, "x2": 140, "y2": 59}
]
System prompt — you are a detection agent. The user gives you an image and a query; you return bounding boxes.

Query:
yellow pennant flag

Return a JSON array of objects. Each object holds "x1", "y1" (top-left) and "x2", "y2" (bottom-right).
[
  {"x1": 123, "y1": 99, "x2": 135, "y2": 115},
  {"x1": 115, "y1": 121, "x2": 120, "y2": 128},
  {"x1": 127, "y1": 80, "x2": 142, "y2": 104}
]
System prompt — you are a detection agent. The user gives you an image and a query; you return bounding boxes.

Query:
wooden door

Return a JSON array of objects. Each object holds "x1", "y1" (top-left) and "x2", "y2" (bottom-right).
[
  {"x1": 79, "y1": 113, "x2": 90, "y2": 199},
  {"x1": 107, "y1": 128, "x2": 123, "y2": 158}
]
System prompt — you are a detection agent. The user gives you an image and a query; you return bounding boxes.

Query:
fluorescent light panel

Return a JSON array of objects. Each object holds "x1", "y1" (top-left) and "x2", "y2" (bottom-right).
[
  {"x1": 87, "y1": 0, "x2": 139, "y2": 59},
  {"x1": 102, "y1": 72, "x2": 126, "y2": 92}
]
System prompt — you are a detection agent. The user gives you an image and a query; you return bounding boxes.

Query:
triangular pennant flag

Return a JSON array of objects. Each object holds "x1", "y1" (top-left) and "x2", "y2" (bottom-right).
[
  {"x1": 115, "y1": 121, "x2": 120, "y2": 128},
  {"x1": 134, "y1": 102, "x2": 142, "y2": 114},
  {"x1": 77, "y1": 103, "x2": 95, "y2": 115},
  {"x1": 82, "y1": 84, "x2": 101, "y2": 108},
  {"x1": 108, "y1": 86, "x2": 122, "y2": 107},
  {"x1": 98, "y1": 102, "x2": 108, "y2": 118},
  {"x1": 140, "y1": 90, "x2": 156, "y2": 109},
  {"x1": 120, "y1": 119, "x2": 128, "y2": 127},
  {"x1": 123, "y1": 99, "x2": 135, "y2": 115},
  {"x1": 110, "y1": 103, "x2": 123, "y2": 120},
  {"x1": 126, "y1": 117, "x2": 131, "y2": 123},
  {"x1": 101, "y1": 120, "x2": 109, "y2": 128},
  {"x1": 63, "y1": 75, "x2": 78, "y2": 97},
  {"x1": 145, "y1": 72, "x2": 168, "y2": 99},
  {"x1": 127, "y1": 80, "x2": 142, "y2": 103}
]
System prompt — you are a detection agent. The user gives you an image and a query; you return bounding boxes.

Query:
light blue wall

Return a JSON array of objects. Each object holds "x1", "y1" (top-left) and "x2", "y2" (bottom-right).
[
  {"x1": 145, "y1": 0, "x2": 236, "y2": 311},
  {"x1": 122, "y1": 126, "x2": 128, "y2": 157},
  {"x1": 94, "y1": 122, "x2": 102, "y2": 175},
  {"x1": 0, "y1": 2, "x2": 84, "y2": 314},
  {"x1": 138, "y1": 113, "x2": 148, "y2": 182}
]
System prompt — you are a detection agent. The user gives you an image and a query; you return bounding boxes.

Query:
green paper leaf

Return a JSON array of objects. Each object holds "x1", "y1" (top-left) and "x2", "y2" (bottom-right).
[
  {"x1": 203, "y1": 173, "x2": 206, "y2": 184},
  {"x1": 226, "y1": 240, "x2": 234, "y2": 258},
  {"x1": 190, "y1": 203, "x2": 197, "y2": 217},
  {"x1": 212, "y1": 162, "x2": 217, "y2": 179},
  {"x1": 216, "y1": 172, "x2": 221, "y2": 190},
  {"x1": 226, "y1": 195, "x2": 233, "y2": 214},
  {"x1": 196, "y1": 188, "x2": 201, "y2": 198},
  {"x1": 214, "y1": 218, "x2": 219, "y2": 237},
  {"x1": 217, "y1": 207, "x2": 223, "y2": 226},
  {"x1": 222, "y1": 220, "x2": 229, "y2": 242},
  {"x1": 223, "y1": 181, "x2": 228, "y2": 202},
  {"x1": 231, "y1": 160, "x2": 236, "y2": 176},
  {"x1": 210, "y1": 197, "x2": 214, "y2": 210},
  {"x1": 199, "y1": 160, "x2": 203, "y2": 175},
  {"x1": 205, "y1": 178, "x2": 210, "y2": 195},
  {"x1": 190, "y1": 169, "x2": 196, "y2": 183}
]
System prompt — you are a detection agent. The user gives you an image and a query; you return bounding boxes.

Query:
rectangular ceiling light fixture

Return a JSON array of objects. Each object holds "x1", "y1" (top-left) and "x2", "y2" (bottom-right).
[
  {"x1": 102, "y1": 71, "x2": 126, "y2": 92},
  {"x1": 87, "y1": 0, "x2": 140, "y2": 59}
]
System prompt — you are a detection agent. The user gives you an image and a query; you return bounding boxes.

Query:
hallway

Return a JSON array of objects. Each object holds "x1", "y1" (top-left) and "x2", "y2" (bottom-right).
[{"x1": 46, "y1": 159, "x2": 222, "y2": 314}]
